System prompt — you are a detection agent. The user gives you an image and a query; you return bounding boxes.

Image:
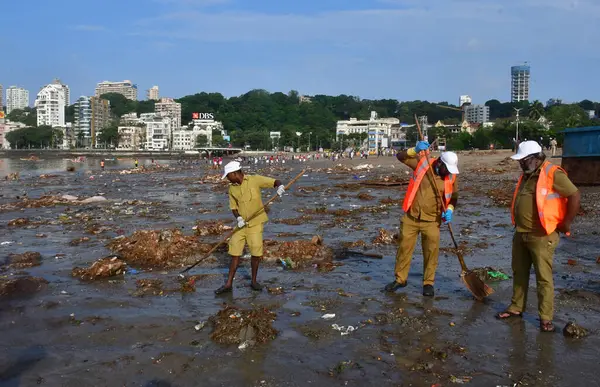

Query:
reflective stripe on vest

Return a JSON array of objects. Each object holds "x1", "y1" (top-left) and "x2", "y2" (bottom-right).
[
  {"x1": 402, "y1": 157, "x2": 455, "y2": 213},
  {"x1": 510, "y1": 160, "x2": 569, "y2": 235}
]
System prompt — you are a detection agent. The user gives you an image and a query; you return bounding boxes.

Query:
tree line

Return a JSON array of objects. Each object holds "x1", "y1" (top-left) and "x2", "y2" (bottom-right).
[{"x1": 3, "y1": 90, "x2": 599, "y2": 150}]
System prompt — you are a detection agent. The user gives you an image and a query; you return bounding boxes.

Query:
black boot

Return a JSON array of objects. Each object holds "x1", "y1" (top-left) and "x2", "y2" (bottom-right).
[
  {"x1": 384, "y1": 280, "x2": 407, "y2": 293},
  {"x1": 423, "y1": 285, "x2": 435, "y2": 297}
]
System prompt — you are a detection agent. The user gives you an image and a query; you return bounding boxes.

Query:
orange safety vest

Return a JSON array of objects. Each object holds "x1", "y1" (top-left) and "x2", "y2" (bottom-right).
[
  {"x1": 402, "y1": 157, "x2": 455, "y2": 213},
  {"x1": 510, "y1": 160, "x2": 568, "y2": 235}
]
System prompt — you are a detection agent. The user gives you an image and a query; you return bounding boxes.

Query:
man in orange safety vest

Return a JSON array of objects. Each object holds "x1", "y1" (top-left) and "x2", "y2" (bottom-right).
[
  {"x1": 385, "y1": 140, "x2": 459, "y2": 297},
  {"x1": 496, "y1": 141, "x2": 580, "y2": 332}
]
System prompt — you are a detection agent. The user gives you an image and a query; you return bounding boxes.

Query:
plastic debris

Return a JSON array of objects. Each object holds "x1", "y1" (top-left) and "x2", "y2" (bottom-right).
[
  {"x1": 331, "y1": 324, "x2": 356, "y2": 336},
  {"x1": 72, "y1": 256, "x2": 127, "y2": 281},
  {"x1": 321, "y1": 314, "x2": 336, "y2": 320}
]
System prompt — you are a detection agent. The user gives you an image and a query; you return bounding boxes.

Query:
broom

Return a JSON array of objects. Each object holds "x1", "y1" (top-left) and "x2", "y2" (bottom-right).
[
  {"x1": 179, "y1": 169, "x2": 306, "y2": 278},
  {"x1": 413, "y1": 115, "x2": 493, "y2": 301}
]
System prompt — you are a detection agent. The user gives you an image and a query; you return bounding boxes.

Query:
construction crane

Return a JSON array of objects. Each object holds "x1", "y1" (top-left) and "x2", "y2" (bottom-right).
[{"x1": 437, "y1": 104, "x2": 466, "y2": 122}]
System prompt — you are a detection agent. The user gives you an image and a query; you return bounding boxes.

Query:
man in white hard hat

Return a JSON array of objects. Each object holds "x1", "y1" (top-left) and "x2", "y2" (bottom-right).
[
  {"x1": 215, "y1": 160, "x2": 285, "y2": 294},
  {"x1": 385, "y1": 140, "x2": 459, "y2": 297},
  {"x1": 496, "y1": 141, "x2": 580, "y2": 332}
]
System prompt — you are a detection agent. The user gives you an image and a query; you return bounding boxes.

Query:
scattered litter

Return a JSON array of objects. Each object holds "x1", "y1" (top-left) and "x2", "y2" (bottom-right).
[
  {"x1": 331, "y1": 324, "x2": 356, "y2": 336},
  {"x1": 0, "y1": 276, "x2": 48, "y2": 298},
  {"x1": 471, "y1": 267, "x2": 511, "y2": 282},
  {"x1": 321, "y1": 314, "x2": 336, "y2": 320},
  {"x1": 2, "y1": 252, "x2": 42, "y2": 270},
  {"x1": 372, "y1": 229, "x2": 397, "y2": 245},
  {"x1": 72, "y1": 256, "x2": 127, "y2": 281},
  {"x1": 209, "y1": 306, "x2": 278, "y2": 345},
  {"x1": 563, "y1": 321, "x2": 588, "y2": 339},
  {"x1": 195, "y1": 321, "x2": 207, "y2": 331},
  {"x1": 450, "y1": 375, "x2": 473, "y2": 384}
]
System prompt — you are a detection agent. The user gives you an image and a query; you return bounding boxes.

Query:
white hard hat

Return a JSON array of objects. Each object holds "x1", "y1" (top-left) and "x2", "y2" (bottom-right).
[
  {"x1": 222, "y1": 160, "x2": 241, "y2": 179},
  {"x1": 440, "y1": 152, "x2": 459, "y2": 174},
  {"x1": 511, "y1": 140, "x2": 542, "y2": 160}
]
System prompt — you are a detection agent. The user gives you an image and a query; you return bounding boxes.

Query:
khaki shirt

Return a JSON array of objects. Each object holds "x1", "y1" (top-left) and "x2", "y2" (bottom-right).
[
  {"x1": 404, "y1": 157, "x2": 459, "y2": 222},
  {"x1": 229, "y1": 175, "x2": 276, "y2": 227},
  {"x1": 514, "y1": 165, "x2": 578, "y2": 234}
]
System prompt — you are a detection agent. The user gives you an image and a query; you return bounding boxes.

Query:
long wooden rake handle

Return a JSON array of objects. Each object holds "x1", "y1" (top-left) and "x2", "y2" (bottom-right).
[{"x1": 179, "y1": 169, "x2": 306, "y2": 275}]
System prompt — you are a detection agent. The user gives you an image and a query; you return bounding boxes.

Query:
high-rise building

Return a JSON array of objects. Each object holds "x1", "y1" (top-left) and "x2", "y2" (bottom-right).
[
  {"x1": 51, "y1": 78, "x2": 70, "y2": 106},
  {"x1": 6, "y1": 86, "x2": 30, "y2": 114},
  {"x1": 459, "y1": 95, "x2": 472, "y2": 107},
  {"x1": 147, "y1": 86, "x2": 159, "y2": 100},
  {"x1": 0, "y1": 85, "x2": 3, "y2": 111},
  {"x1": 511, "y1": 64, "x2": 530, "y2": 102},
  {"x1": 95, "y1": 80, "x2": 138, "y2": 100},
  {"x1": 464, "y1": 104, "x2": 490, "y2": 124},
  {"x1": 35, "y1": 83, "x2": 66, "y2": 127},
  {"x1": 155, "y1": 97, "x2": 182, "y2": 129},
  {"x1": 73, "y1": 96, "x2": 112, "y2": 147}
]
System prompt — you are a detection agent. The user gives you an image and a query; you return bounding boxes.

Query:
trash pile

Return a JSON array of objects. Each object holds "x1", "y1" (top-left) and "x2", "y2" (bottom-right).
[
  {"x1": 0, "y1": 195, "x2": 107, "y2": 211},
  {"x1": 8, "y1": 218, "x2": 30, "y2": 227},
  {"x1": 193, "y1": 220, "x2": 233, "y2": 236},
  {"x1": 372, "y1": 229, "x2": 398, "y2": 245},
  {"x1": 0, "y1": 276, "x2": 48, "y2": 298},
  {"x1": 486, "y1": 187, "x2": 514, "y2": 207},
  {"x1": 209, "y1": 305, "x2": 278, "y2": 348},
  {"x1": 106, "y1": 229, "x2": 214, "y2": 268},
  {"x1": 119, "y1": 164, "x2": 173, "y2": 175},
  {"x1": 563, "y1": 321, "x2": 588, "y2": 339},
  {"x1": 1, "y1": 252, "x2": 42, "y2": 271},
  {"x1": 357, "y1": 193, "x2": 374, "y2": 201},
  {"x1": 72, "y1": 256, "x2": 127, "y2": 281},
  {"x1": 273, "y1": 215, "x2": 313, "y2": 225},
  {"x1": 133, "y1": 277, "x2": 197, "y2": 297},
  {"x1": 263, "y1": 235, "x2": 334, "y2": 266}
]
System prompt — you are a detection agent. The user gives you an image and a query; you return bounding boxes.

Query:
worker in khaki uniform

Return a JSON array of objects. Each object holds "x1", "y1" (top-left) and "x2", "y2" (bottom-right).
[
  {"x1": 385, "y1": 141, "x2": 459, "y2": 297},
  {"x1": 215, "y1": 161, "x2": 285, "y2": 294},
  {"x1": 496, "y1": 141, "x2": 580, "y2": 332}
]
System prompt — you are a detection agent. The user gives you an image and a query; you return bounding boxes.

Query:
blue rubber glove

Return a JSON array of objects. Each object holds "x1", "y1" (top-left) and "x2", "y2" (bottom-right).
[
  {"x1": 442, "y1": 208, "x2": 453, "y2": 224},
  {"x1": 415, "y1": 141, "x2": 430, "y2": 153}
]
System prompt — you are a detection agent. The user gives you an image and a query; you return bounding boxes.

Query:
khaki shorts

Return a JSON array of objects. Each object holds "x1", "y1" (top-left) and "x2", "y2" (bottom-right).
[{"x1": 228, "y1": 223, "x2": 264, "y2": 257}]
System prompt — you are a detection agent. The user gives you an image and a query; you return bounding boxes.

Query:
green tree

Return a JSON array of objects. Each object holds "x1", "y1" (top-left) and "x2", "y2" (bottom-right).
[
  {"x1": 5, "y1": 125, "x2": 60, "y2": 149},
  {"x1": 528, "y1": 100, "x2": 545, "y2": 120},
  {"x1": 7, "y1": 107, "x2": 37, "y2": 127},
  {"x1": 196, "y1": 134, "x2": 208, "y2": 147},
  {"x1": 97, "y1": 124, "x2": 120, "y2": 147},
  {"x1": 211, "y1": 129, "x2": 227, "y2": 147},
  {"x1": 100, "y1": 93, "x2": 137, "y2": 118}
]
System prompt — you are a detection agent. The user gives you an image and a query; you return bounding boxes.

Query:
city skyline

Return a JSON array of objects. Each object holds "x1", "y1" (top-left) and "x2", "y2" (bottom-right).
[{"x1": 1, "y1": 0, "x2": 599, "y2": 104}]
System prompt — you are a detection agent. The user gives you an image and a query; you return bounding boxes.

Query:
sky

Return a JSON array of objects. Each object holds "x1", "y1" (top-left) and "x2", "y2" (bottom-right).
[{"x1": 2, "y1": 0, "x2": 599, "y2": 105}]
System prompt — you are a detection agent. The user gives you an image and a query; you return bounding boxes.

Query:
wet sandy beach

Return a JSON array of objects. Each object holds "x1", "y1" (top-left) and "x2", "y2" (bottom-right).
[{"x1": 1, "y1": 151, "x2": 599, "y2": 387}]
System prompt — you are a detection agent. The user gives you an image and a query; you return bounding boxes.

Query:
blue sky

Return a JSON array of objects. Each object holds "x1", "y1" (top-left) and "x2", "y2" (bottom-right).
[{"x1": 2, "y1": 0, "x2": 599, "y2": 105}]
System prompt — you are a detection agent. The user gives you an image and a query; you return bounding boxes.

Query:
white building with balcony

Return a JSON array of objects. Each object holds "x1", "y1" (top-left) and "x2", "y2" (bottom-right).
[
  {"x1": 35, "y1": 83, "x2": 66, "y2": 127},
  {"x1": 155, "y1": 98, "x2": 182, "y2": 129},
  {"x1": 336, "y1": 111, "x2": 399, "y2": 152}
]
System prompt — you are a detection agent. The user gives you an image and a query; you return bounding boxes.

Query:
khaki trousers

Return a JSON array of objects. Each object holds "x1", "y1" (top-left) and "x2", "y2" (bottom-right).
[
  {"x1": 394, "y1": 214, "x2": 440, "y2": 286},
  {"x1": 508, "y1": 232, "x2": 559, "y2": 321}
]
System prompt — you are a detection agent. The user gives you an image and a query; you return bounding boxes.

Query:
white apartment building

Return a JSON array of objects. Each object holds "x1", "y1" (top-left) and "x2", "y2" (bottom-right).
[
  {"x1": 147, "y1": 86, "x2": 159, "y2": 100},
  {"x1": 6, "y1": 86, "x2": 30, "y2": 114},
  {"x1": 140, "y1": 113, "x2": 171, "y2": 150},
  {"x1": 155, "y1": 97, "x2": 182, "y2": 129},
  {"x1": 171, "y1": 118, "x2": 226, "y2": 150},
  {"x1": 95, "y1": 80, "x2": 138, "y2": 100},
  {"x1": 511, "y1": 64, "x2": 530, "y2": 103},
  {"x1": 51, "y1": 78, "x2": 70, "y2": 105},
  {"x1": 336, "y1": 111, "x2": 399, "y2": 152},
  {"x1": 35, "y1": 83, "x2": 66, "y2": 127}
]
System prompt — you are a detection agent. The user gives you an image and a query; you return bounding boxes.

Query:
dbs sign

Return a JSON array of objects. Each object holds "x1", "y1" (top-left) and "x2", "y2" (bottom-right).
[{"x1": 192, "y1": 113, "x2": 214, "y2": 119}]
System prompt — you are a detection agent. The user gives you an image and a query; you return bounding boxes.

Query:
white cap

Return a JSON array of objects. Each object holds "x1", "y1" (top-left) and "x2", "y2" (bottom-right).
[
  {"x1": 440, "y1": 151, "x2": 459, "y2": 175},
  {"x1": 222, "y1": 161, "x2": 241, "y2": 179},
  {"x1": 511, "y1": 140, "x2": 542, "y2": 160}
]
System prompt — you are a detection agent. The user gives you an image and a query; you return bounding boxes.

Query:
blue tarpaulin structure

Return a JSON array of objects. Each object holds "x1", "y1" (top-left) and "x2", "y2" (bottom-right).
[{"x1": 561, "y1": 126, "x2": 600, "y2": 185}]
